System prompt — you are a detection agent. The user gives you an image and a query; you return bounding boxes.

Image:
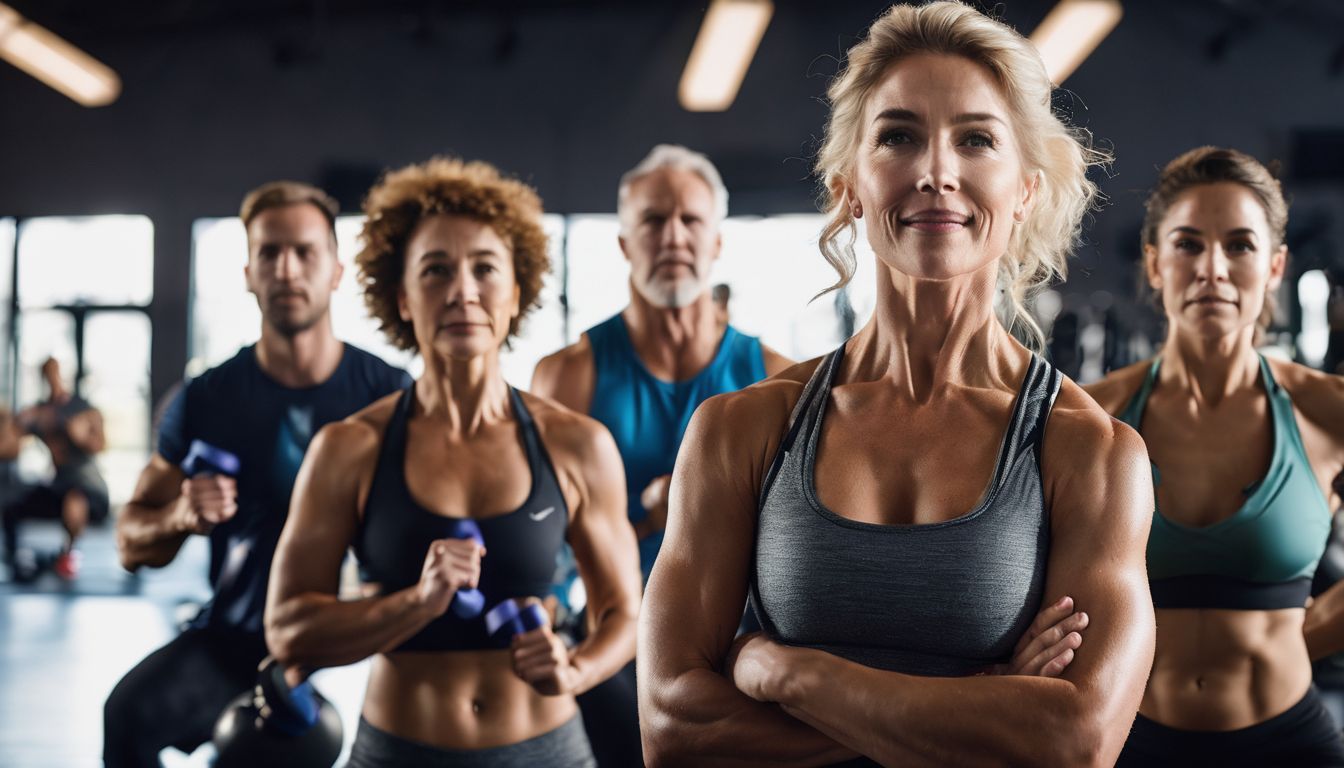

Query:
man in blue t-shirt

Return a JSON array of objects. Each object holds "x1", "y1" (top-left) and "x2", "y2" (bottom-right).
[
  {"x1": 532, "y1": 144, "x2": 790, "y2": 767},
  {"x1": 105, "y1": 181, "x2": 410, "y2": 768}
]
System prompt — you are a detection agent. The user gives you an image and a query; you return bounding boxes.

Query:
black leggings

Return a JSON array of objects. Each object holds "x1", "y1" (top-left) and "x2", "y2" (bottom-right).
[
  {"x1": 1116, "y1": 686, "x2": 1344, "y2": 767},
  {"x1": 103, "y1": 627, "x2": 268, "y2": 768},
  {"x1": 575, "y1": 659, "x2": 642, "y2": 768},
  {"x1": 2, "y1": 481, "x2": 109, "y2": 561}
]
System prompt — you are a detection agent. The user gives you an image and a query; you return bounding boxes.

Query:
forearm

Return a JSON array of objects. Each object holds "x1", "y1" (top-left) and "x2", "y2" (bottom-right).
[
  {"x1": 569, "y1": 604, "x2": 638, "y2": 694},
  {"x1": 644, "y1": 665, "x2": 856, "y2": 767},
  {"x1": 0, "y1": 421, "x2": 19, "y2": 460},
  {"x1": 265, "y1": 587, "x2": 439, "y2": 670},
  {"x1": 115, "y1": 500, "x2": 190, "y2": 570},
  {"x1": 71, "y1": 434, "x2": 105, "y2": 454},
  {"x1": 778, "y1": 650, "x2": 1106, "y2": 767},
  {"x1": 1305, "y1": 583, "x2": 1344, "y2": 660}
]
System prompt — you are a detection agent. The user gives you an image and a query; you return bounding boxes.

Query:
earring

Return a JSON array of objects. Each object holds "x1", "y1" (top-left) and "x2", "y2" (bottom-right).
[{"x1": 851, "y1": 202, "x2": 862, "y2": 219}]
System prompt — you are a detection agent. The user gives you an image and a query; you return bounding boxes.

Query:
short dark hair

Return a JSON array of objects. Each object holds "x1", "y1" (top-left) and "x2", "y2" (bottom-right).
[
  {"x1": 712, "y1": 283, "x2": 731, "y2": 306},
  {"x1": 239, "y1": 180, "x2": 340, "y2": 236}
]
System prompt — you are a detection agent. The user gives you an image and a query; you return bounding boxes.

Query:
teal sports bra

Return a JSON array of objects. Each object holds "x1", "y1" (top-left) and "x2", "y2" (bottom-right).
[{"x1": 1119, "y1": 355, "x2": 1331, "y2": 610}]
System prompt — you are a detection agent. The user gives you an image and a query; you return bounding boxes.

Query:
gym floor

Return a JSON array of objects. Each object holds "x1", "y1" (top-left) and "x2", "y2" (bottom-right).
[
  {"x1": 10, "y1": 520, "x2": 1344, "y2": 767},
  {"x1": 0, "y1": 521, "x2": 370, "y2": 767}
]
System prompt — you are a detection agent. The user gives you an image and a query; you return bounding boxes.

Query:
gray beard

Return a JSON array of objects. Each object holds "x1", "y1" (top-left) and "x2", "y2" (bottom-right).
[{"x1": 635, "y1": 274, "x2": 706, "y2": 309}]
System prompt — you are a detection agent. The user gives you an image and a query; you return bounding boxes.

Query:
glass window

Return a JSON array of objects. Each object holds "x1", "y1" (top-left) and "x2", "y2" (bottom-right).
[
  {"x1": 189, "y1": 215, "x2": 416, "y2": 376},
  {"x1": 14, "y1": 308, "x2": 152, "y2": 505},
  {"x1": 0, "y1": 218, "x2": 15, "y2": 400},
  {"x1": 0, "y1": 218, "x2": 13, "y2": 301},
  {"x1": 11, "y1": 215, "x2": 155, "y2": 505},
  {"x1": 17, "y1": 215, "x2": 153, "y2": 307},
  {"x1": 14, "y1": 309, "x2": 75, "y2": 481},
  {"x1": 82, "y1": 312, "x2": 152, "y2": 505},
  {"x1": 846, "y1": 220, "x2": 880, "y2": 333},
  {"x1": 562, "y1": 216, "x2": 628, "y2": 342},
  {"x1": 188, "y1": 217, "x2": 258, "y2": 374},
  {"x1": 331, "y1": 216, "x2": 418, "y2": 375},
  {"x1": 1299, "y1": 269, "x2": 1329, "y2": 368},
  {"x1": 190, "y1": 214, "x2": 567, "y2": 387},
  {"x1": 716, "y1": 215, "x2": 848, "y2": 361},
  {"x1": 501, "y1": 215, "x2": 566, "y2": 388}
]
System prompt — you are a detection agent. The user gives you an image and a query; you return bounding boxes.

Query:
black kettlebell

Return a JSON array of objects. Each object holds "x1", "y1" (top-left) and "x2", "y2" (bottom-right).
[{"x1": 212, "y1": 657, "x2": 343, "y2": 768}]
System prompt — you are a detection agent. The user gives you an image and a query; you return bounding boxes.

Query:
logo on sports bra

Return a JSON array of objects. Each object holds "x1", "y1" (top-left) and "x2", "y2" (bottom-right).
[{"x1": 529, "y1": 506, "x2": 556, "y2": 522}]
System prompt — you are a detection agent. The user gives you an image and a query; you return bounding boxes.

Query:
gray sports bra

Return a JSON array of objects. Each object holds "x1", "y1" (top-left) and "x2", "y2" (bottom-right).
[{"x1": 751, "y1": 344, "x2": 1060, "y2": 676}]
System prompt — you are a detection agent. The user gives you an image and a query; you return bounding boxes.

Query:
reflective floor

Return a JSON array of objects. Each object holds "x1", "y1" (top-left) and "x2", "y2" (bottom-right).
[
  {"x1": 0, "y1": 522, "x2": 370, "y2": 768},
  {"x1": 11, "y1": 520, "x2": 1344, "y2": 768}
]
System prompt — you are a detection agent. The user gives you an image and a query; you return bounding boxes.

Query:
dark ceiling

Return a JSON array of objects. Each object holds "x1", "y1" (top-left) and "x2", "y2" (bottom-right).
[{"x1": 3, "y1": 0, "x2": 1342, "y2": 397}]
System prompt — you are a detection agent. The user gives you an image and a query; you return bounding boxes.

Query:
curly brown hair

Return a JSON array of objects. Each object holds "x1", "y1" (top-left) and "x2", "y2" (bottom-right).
[{"x1": 356, "y1": 157, "x2": 550, "y2": 350}]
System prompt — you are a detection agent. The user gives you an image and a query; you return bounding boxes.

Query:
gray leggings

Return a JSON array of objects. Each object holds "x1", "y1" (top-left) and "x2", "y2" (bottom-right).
[{"x1": 347, "y1": 714, "x2": 596, "y2": 768}]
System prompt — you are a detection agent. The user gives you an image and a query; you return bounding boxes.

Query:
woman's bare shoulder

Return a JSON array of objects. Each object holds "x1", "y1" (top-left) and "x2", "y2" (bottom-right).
[
  {"x1": 309, "y1": 391, "x2": 399, "y2": 463},
  {"x1": 515, "y1": 389, "x2": 617, "y2": 463},
  {"x1": 1080, "y1": 359, "x2": 1154, "y2": 416},
  {"x1": 1266, "y1": 357, "x2": 1344, "y2": 442},
  {"x1": 1041, "y1": 375, "x2": 1152, "y2": 526},
  {"x1": 705, "y1": 356, "x2": 823, "y2": 427},
  {"x1": 1046, "y1": 375, "x2": 1150, "y2": 477}
]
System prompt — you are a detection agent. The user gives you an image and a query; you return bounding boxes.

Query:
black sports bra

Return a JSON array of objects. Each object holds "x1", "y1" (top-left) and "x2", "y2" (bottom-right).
[{"x1": 354, "y1": 386, "x2": 569, "y2": 652}]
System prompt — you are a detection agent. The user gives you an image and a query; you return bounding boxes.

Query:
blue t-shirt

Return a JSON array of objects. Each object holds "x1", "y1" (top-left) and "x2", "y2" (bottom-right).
[
  {"x1": 586, "y1": 313, "x2": 766, "y2": 579},
  {"x1": 158, "y1": 343, "x2": 410, "y2": 635}
]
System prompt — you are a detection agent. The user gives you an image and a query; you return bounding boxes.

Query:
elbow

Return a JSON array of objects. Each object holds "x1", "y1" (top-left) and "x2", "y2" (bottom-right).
[
  {"x1": 264, "y1": 603, "x2": 318, "y2": 668},
  {"x1": 114, "y1": 531, "x2": 149, "y2": 572},
  {"x1": 638, "y1": 675, "x2": 705, "y2": 768},
  {"x1": 264, "y1": 612, "x2": 302, "y2": 667},
  {"x1": 640, "y1": 714, "x2": 692, "y2": 768},
  {"x1": 114, "y1": 532, "x2": 136, "y2": 572},
  {"x1": 1047, "y1": 700, "x2": 1121, "y2": 768},
  {"x1": 116, "y1": 550, "x2": 140, "y2": 573}
]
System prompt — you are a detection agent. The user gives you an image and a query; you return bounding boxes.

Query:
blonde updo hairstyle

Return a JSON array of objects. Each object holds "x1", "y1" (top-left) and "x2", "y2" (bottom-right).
[{"x1": 815, "y1": 0, "x2": 1109, "y2": 350}]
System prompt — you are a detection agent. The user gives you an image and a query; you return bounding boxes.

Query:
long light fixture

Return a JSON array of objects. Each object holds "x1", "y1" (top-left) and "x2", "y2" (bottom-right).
[
  {"x1": 1028, "y1": 0, "x2": 1123, "y2": 85},
  {"x1": 0, "y1": 3, "x2": 120, "y2": 107},
  {"x1": 678, "y1": 0, "x2": 773, "y2": 112}
]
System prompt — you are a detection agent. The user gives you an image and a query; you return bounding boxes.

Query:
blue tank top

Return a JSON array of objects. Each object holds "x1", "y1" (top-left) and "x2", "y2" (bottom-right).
[
  {"x1": 587, "y1": 313, "x2": 766, "y2": 578},
  {"x1": 1118, "y1": 355, "x2": 1331, "y2": 610}
]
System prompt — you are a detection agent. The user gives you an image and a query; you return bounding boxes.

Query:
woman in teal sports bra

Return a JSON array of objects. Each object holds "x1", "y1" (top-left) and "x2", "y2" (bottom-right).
[{"x1": 1087, "y1": 146, "x2": 1344, "y2": 766}]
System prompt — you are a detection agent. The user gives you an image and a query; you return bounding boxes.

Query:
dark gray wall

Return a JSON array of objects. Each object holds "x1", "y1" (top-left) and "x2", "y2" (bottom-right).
[{"x1": 1, "y1": 0, "x2": 1342, "y2": 398}]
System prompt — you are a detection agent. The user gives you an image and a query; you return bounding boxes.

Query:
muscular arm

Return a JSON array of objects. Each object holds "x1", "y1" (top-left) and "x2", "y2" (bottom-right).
[
  {"x1": 561, "y1": 416, "x2": 643, "y2": 693},
  {"x1": 1306, "y1": 579, "x2": 1344, "y2": 660},
  {"x1": 67, "y1": 408, "x2": 106, "y2": 454},
  {"x1": 1282, "y1": 364, "x2": 1344, "y2": 659},
  {"x1": 115, "y1": 454, "x2": 192, "y2": 570},
  {"x1": 531, "y1": 337, "x2": 595, "y2": 414},
  {"x1": 0, "y1": 409, "x2": 22, "y2": 461},
  {"x1": 761, "y1": 344, "x2": 794, "y2": 377},
  {"x1": 640, "y1": 387, "x2": 857, "y2": 767},
  {"x1": 746, "y1": 407, "x2": 1156, "y2": 767},
  {"x1": 265, "y1": 422, "x2": 449, "y2": 671}
]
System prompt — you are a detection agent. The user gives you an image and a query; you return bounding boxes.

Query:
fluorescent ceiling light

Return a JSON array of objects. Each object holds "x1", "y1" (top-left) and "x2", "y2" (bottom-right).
[
  {"x1": 679, "y1": 0, "x2": 773, "y2": 112},
  {"x1": 1029, "y1": 0, "x2": 1123, "y2": 85},
  {"x1": 0, "y1": 3, "x2": 120, "y2": 107}
]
